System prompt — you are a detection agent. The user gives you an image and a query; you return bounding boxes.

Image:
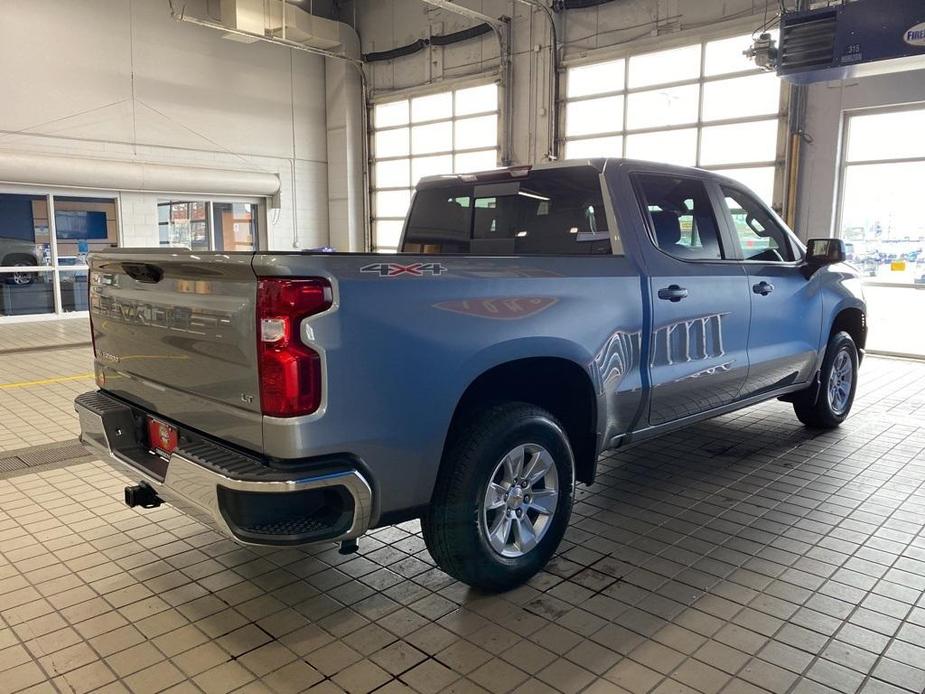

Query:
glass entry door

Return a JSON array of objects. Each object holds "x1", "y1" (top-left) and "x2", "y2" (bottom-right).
[{"x1": 838, "y1": 106, "x2": 925, "y2": 358}]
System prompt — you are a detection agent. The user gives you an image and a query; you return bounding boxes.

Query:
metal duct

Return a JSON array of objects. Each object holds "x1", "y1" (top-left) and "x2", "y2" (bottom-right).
[
  {"x1": 170, "y1": 2, "x2": 368, "y2": 252},
  {"x1": 325, "y1": 23, "x2": 368, "y2": 252},
  {"x1": 0, "y1": 151, "x2": 280, "y2": 196}
]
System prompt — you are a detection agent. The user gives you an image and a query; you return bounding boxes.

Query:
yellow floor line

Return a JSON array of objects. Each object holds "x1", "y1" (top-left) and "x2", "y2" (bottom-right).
[{"x1": 0, "y1": 373, "x2": 94, "y2": 389}]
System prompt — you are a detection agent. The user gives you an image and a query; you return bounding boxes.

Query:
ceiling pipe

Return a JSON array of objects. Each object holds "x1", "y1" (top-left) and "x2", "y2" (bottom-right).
[{"x1": 513, "y1": 0, "x2": 559, "y2": 160}]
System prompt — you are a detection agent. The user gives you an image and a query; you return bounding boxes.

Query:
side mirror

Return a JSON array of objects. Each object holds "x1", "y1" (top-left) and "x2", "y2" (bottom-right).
[{"x1": 803, "y1": 238, "x2": 846, "y2": 277}]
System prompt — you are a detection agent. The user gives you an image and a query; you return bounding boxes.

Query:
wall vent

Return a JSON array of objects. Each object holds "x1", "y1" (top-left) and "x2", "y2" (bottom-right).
[{"x1": 779, "y1": 11, "x2": 838, "y2": 70}]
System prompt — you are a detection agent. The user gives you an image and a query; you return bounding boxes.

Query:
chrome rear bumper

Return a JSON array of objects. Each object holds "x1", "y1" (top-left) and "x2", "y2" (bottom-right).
[{"x1": 75, "y1": 391, "x2": 372, "y2": 547}]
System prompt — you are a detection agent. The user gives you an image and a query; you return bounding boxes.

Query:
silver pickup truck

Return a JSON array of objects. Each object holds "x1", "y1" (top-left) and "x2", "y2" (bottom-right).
[{"x1": 76, "y1": 159, "x2": 866, "y2": 591}]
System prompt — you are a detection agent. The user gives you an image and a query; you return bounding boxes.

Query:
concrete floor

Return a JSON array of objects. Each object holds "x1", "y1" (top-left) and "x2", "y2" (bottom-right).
[{"x1": 1, "y1": 320, "x2": 924, "y2": 694}]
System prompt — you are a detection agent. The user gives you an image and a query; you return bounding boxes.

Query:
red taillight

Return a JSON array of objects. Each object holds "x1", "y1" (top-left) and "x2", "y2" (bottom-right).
[{"x1": 256, "y1": 278, "x2": 333, "y2": 417}]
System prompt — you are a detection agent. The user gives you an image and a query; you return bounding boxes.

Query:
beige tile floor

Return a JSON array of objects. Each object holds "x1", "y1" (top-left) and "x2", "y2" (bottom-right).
[
  {"x1": 1, "y1": 322, "x2": 925, "y2": 694},
  {"x1": 0, "y1": 320, "x2": 93, "y2": 452}
]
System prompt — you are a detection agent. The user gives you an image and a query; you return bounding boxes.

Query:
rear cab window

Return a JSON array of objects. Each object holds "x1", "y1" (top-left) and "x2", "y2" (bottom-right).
[{"x1": 401, "y1": 167, "x2": 616, "y2": 255}]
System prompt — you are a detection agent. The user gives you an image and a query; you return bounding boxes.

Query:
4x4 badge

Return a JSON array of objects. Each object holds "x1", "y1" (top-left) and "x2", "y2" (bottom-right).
[{"x1": 360, "y1": 262, "x2": 447, "y2": 277}]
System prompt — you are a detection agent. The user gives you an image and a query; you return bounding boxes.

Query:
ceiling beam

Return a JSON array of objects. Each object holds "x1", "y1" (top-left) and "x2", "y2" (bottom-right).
[{"x1": 419, "y1": 0, "x2": 506, "y2": 29}]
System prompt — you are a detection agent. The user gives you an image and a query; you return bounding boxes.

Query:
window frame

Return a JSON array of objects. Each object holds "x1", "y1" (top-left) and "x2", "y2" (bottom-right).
[
  {"x1": 834, "y1": 102, "x2": 925, "y2": 287},
  {"x1": 156, "y1": 197, "x2": 263, "y2": 252},
  {"x1": 561, "y1": 25, "x2": 788, "y2": 210},
  {"x1": 0, "y1": 185, "x2": 121, "y2": 320}
]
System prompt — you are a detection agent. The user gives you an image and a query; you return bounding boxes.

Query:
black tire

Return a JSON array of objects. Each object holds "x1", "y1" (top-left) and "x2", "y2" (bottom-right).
[
  {"x1": 793, "y1": 331, "x2": 859, "y2": 429},
  {"x1": 422, "y1": 403, "x2": 574, "y2": 592},
  {"x1": 3, "y1": 255, "x2": 37, "y2": 286}
]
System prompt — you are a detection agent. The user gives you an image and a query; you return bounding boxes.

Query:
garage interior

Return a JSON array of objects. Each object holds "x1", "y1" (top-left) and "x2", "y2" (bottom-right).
[{"x1": 1, "y1": 0, "x2": 925, "y2": 693}]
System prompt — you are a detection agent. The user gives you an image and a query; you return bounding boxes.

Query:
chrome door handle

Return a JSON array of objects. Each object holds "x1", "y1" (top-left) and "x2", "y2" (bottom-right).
[
  {"x1": 657, "y1": 285, "x2": 688, "y2": 302},
  {"x1": 752, "y1": 281, "x2": 774, "y2": 296}
]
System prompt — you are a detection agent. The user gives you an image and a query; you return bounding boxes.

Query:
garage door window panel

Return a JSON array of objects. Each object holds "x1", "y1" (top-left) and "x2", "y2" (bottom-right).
[
  {"x1": 700, "y1": 120, "x2": 778, "y2": 166},
  {"x1": 454, "y1": 84, "x2": 498, "y2": 116},
  {"x1": 567, "y1": 58, "x2": 625, "y2": 98},
  {"x1": 412, "y1": 92, "x2": 453, "y2": 123},
  {"x1": 564, "y1": 33, "x2": 784, "y2": 207},
  {"x1": 705, "y1": 32, "x2": 778, "y2": 76},
  {"x1": 565, "y1": 136, "x2": 623, "y2": 161},
  {"x1": 375, "y1": 159, "x2": 411, "y2": 190},
  {"x1": 371, "y1": 84, "x2": 499, "y2": 251},
  {"x1": 626, "y1": 85, "x2": 699, "y2": 130},
  {"x1": 566, "y1": 96, "x2": 624, "y2": 138},
  {"x1": 626, "y1": 129, "x2": 698, "y2": 167},
  {"x1": 702, "y1": 73, "x2": 780, "y2": 122},
  {"x1": 628, "y1": 45, "x2": 701, "y2": 88}
]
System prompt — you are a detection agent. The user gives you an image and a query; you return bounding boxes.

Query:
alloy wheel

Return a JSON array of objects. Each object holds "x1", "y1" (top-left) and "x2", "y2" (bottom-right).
[{"x1": 481, "y1": 443, "x2": 559, "y2": 558}]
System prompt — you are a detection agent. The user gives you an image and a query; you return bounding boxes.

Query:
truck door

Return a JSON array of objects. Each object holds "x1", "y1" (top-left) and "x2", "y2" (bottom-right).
[
  {"x1": 718, "y1": 185, "x2": 822, "y2": 398},
  {"x1": 633, "y1": 173, "x2": 751, "y2": 426}
]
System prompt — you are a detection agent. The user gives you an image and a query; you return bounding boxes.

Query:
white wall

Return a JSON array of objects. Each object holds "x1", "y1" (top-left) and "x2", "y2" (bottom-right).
[{"x1": 0, "y1": 0, "x2": 331, "y2": 250}]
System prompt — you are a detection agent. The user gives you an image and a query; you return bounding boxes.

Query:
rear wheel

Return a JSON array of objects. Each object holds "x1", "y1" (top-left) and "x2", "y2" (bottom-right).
[
  {"x1": 793, "y1": 331, "x2": 858, "y2": 429},
  {"x1": 422, "y1": 403, "x2": 574, "y2": 592}
]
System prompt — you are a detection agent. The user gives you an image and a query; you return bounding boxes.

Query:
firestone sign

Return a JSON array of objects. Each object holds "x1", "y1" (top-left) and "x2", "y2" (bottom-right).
[{"x1": 905, "y1": 22, "x2": 925, "y2": 46}]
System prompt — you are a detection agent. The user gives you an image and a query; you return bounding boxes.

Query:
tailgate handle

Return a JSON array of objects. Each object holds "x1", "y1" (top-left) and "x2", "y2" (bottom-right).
[{"x1": 123, "y1": 263, "x2": 164, "y2": 284}]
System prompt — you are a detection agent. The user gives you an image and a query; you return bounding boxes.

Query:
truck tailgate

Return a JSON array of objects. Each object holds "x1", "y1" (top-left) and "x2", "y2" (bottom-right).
[{"x1": 89, "y1": 250, "x2": 264, "y2": 452}]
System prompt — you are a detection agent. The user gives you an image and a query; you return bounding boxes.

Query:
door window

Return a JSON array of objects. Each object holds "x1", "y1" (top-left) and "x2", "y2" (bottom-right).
[
  {"x1": 635, "y1": 174, "x2": 724, "y2": 260},
  {"x1": 722, "y1": 187, "x2": 795, "y2": 262}
]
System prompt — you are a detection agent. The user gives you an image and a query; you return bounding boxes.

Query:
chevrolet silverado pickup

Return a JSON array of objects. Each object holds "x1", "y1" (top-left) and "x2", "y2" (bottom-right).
[{"x1": 76, "y1": 159, "x2": 866, "y2": 591}]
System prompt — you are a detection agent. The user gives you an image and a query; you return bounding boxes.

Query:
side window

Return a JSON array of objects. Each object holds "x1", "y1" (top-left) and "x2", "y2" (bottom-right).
[
  {"x1": 636, "y1": 174, "x2": 724, "y2": 261},
  {"x1": 722, "y1": 187, "x2": 795, "y2": 262}
]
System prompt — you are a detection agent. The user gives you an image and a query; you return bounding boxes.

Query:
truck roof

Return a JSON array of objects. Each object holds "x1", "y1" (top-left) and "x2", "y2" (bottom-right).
[{"x1": 415, "y1": 158, "x2": 724, "y2": 190}]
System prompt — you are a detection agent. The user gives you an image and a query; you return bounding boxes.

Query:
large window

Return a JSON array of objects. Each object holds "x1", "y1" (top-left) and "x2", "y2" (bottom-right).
[
  {"x1": 0, "y1": 192, "x2": 118, "y2": 318},
  {"x1": 837, "y1": 106, "x2": 925, "y2": 357},
  {"x1": 371, "y1": 83, "x2": 500, "y2": 252},
  {"x1": 564, "y1": 33, "x2": 783, "y2": 204},
  {"x1": 157, "y1": 200, "x2": 259, "y2": 251}
]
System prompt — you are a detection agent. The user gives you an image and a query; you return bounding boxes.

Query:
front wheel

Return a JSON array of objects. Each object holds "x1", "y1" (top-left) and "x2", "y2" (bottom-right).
[
  {"x1": 793, "y1": 331, "x2": 859, "y2": 429},
  {"x1": 421, "y1": 403, "x2": 574, "y2": 592}
]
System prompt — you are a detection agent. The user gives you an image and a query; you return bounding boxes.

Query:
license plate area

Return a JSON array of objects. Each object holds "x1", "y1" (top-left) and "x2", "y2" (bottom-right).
[{"x1": 147, "y1": 417, "x2": 178, "y2": 458}]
